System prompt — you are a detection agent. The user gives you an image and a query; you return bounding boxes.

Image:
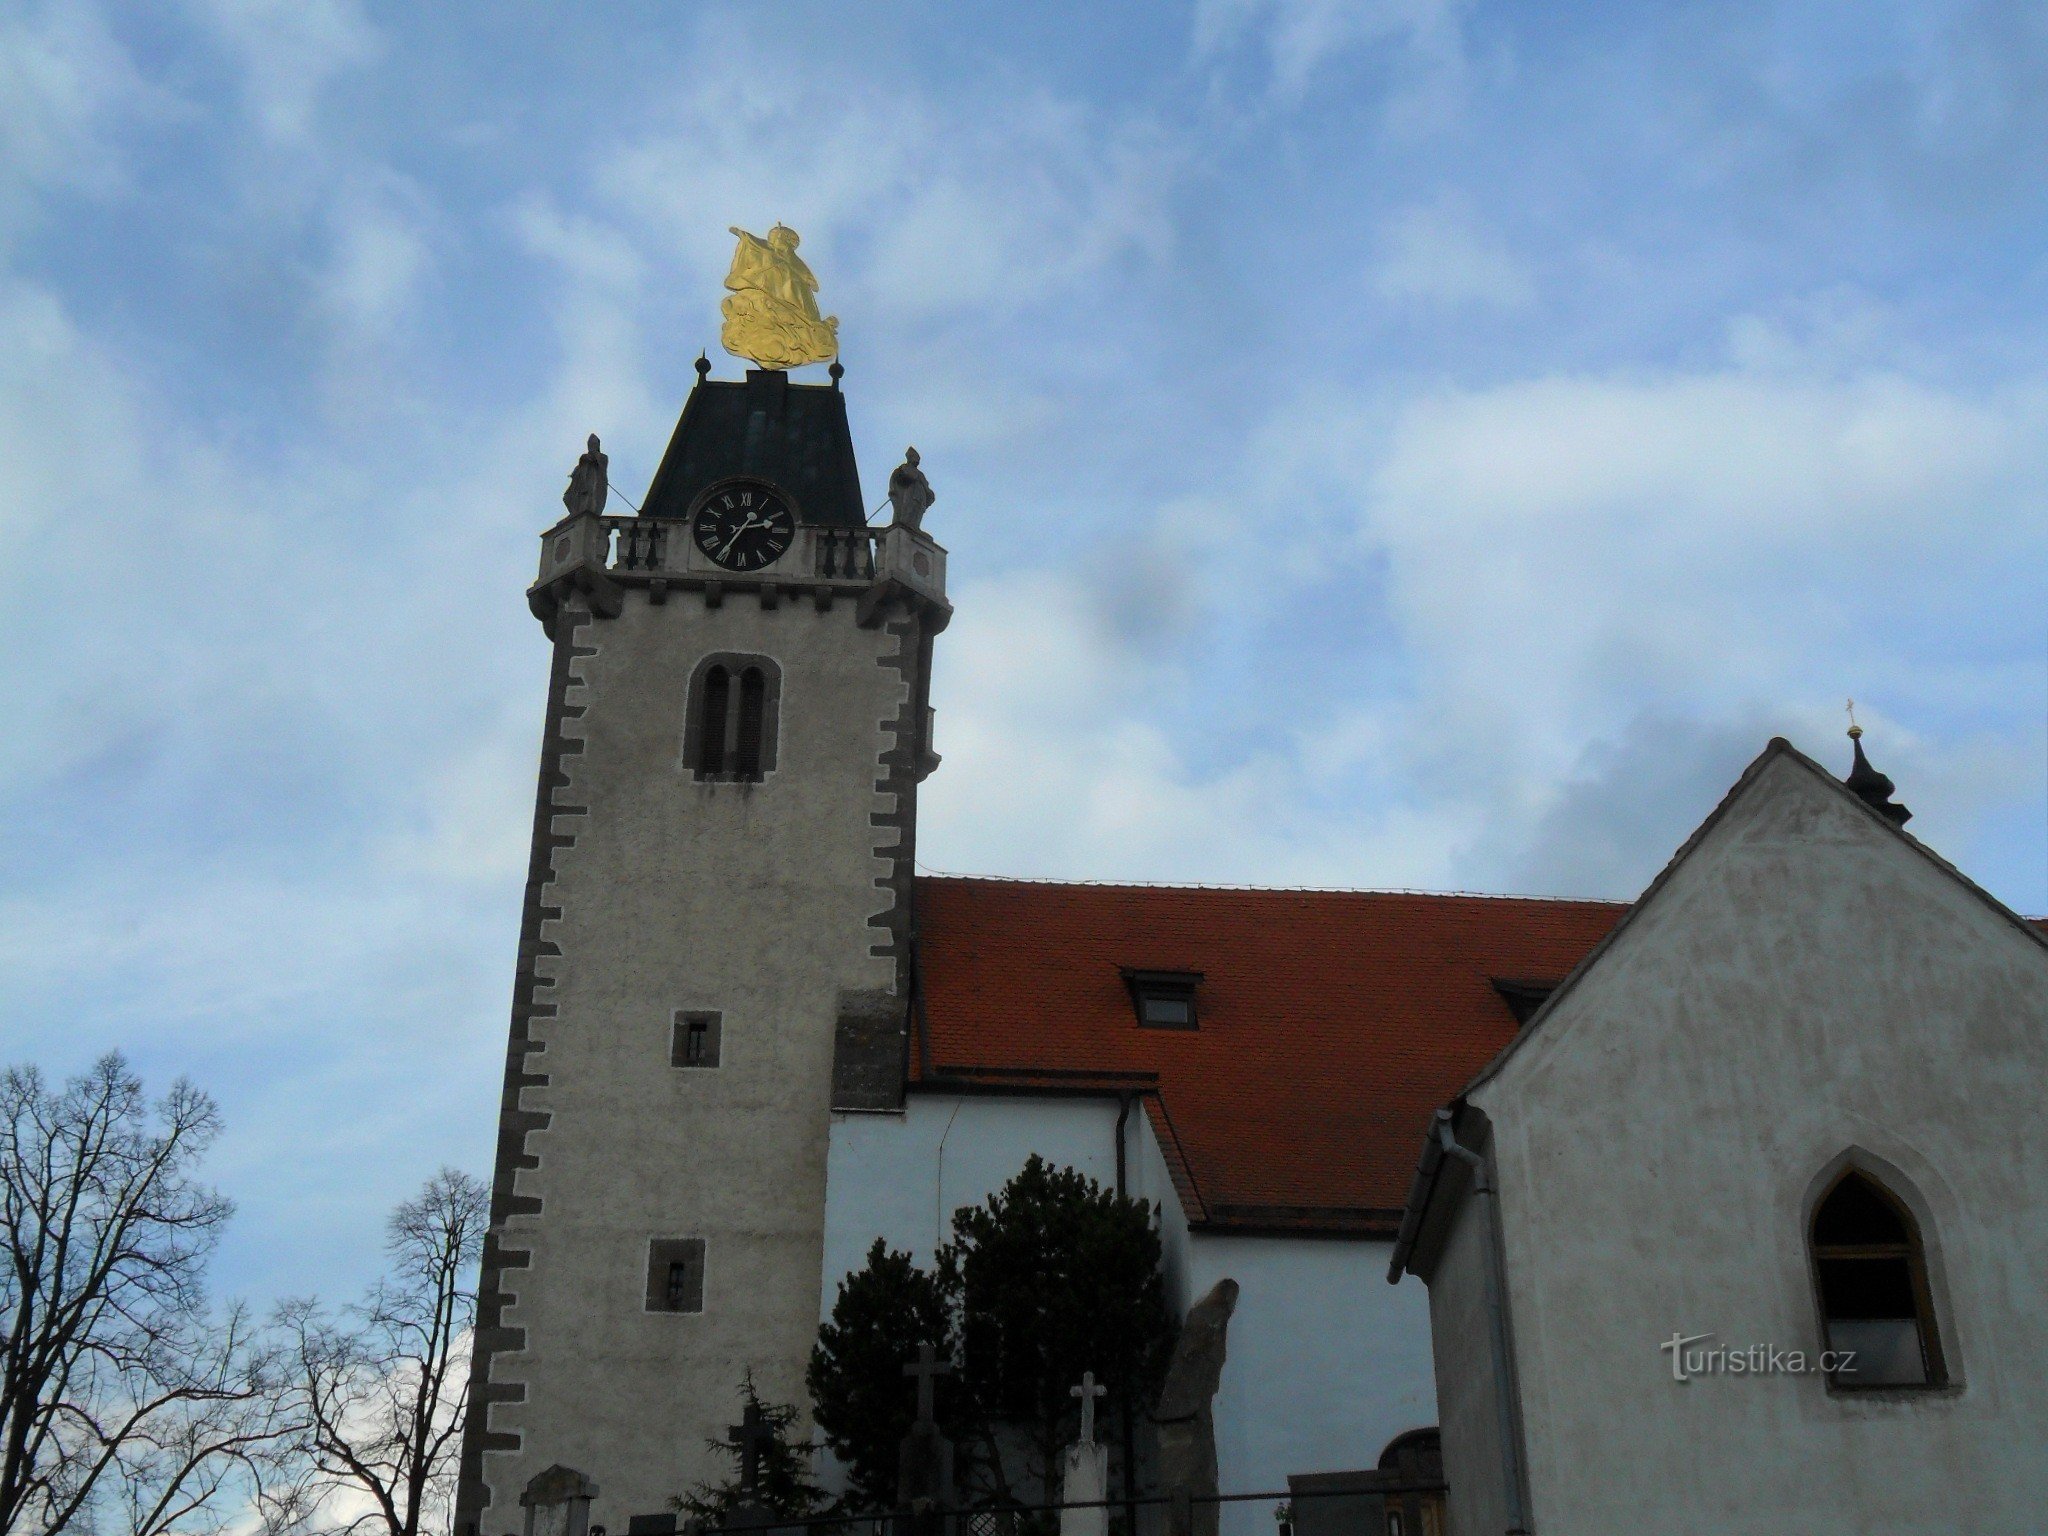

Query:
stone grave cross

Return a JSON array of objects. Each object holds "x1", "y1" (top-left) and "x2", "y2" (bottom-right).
[
  {"x1": 1070, "y1": 1372, "x2": 1106, "y2": 1447},
  {"x1": 1058, "y1": 1373, "x2": 1109, "y2": 1536},
  {"x1": 729, "y1": 1401, "x2": 777, "y2": 1495},
  {"x1": 904, "y1": 1342, "x2": 952, "y2": 1423},
  {"x1": 897, "y1": 1344, "x2": 956, "y2": 1536}
]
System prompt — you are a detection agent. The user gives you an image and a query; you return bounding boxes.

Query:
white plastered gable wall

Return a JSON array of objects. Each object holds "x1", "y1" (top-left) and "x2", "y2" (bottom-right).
[{"x1": 1454, "y1": 742, "x2": 2048, "y2": 1535}]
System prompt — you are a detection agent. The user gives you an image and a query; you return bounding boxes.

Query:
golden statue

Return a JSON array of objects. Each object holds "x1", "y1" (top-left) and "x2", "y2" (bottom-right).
[{"x1": 720, "y1": 223, "x2": 839, "y2": 371}]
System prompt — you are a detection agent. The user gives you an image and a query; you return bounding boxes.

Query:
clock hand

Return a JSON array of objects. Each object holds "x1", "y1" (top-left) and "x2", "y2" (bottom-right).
[{"x1": 716, "y1": 515, "x2": 764, "y2": 560}]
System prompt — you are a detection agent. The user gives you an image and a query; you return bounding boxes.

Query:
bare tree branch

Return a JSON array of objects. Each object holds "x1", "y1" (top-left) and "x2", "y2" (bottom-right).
[
  {"x1": 278, "y1": 1170, "x2": 488, "y2": 1536},
  {"x1": 0, "y1": 1054, "x2": 294, "y2": 1536}
]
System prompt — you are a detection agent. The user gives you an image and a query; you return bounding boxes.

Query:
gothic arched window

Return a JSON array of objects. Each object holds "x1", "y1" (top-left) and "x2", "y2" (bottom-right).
[
  {"x1": 734, "y1": 666, "x2": 767, "y2": 779},
  {"x1": 697, "y1": 666, "x2": 729, "y2": 778},
  {"x1": 686, "y1": 654, "x2": 780, "y2": 782},
  {"x1": 1810, "y1": 1168, "x2": 1945, "y2": 1388}
]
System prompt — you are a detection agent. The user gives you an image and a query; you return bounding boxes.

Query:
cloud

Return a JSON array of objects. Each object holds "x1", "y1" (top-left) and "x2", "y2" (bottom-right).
[
  {"x1": 1372, "y1": 199, "x2": 1534, "y2": 310},
  {"x1": 183, "y1": 0, "x2": 379, "y2": 143},
  {"x1": 0, "y1": 2, "x2": 156, "y2": 214},
  {"x1": 0, "y1": 262, "x2": 557, "y2": 1296},
  {"x1": 508, "y1": 194, "x2": 646, "y2": 293},
  {"x1": 320, "y1": 177, "x2": 434, "y2": 336},
  {"x1": 917, "y1": 568, "x2": 1477, "y2": 891},
  {"x1": 593, "y1": 34, "x2": 1180, "y2": 329},
  {"x1": 914, "y1": 334, "x2": 2046, "y2": 904},
  {"x1": 1191, "y1": 0, "x2": 1471, "y2": 113},
  {"x1": 297, "y1": 174, "x2": 444, "y2": 421},
  {"x1": 1361, "y1": 366, "x2": 2043, "y2": 769},
  {"x1": 1506, "y1": 711, "x2": 1796, "y2": 898}
]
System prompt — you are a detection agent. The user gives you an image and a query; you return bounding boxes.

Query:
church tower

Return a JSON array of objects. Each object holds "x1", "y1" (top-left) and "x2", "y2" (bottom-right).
[{"x1": 455, "y1": 356, "x2": 949, "y2": 1532}]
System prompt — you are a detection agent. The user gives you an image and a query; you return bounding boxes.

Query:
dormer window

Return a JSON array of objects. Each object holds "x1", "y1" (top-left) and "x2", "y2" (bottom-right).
[
  {"x1": 1122, "y1": 969, "x2": 1203, "y2": 1030},
  {"x1": 1489, "y1": 978, "x2": 1556, "y2": 1027}
]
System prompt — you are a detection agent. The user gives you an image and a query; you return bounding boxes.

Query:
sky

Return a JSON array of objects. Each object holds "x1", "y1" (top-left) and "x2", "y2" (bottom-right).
[{"x1": 3, "y1": 0, "x2": 2045, "y2": 1306}]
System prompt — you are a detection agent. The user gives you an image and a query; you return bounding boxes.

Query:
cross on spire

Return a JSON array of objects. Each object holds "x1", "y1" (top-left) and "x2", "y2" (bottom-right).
[
  {"x1": 903, "y1": 1343, "x2": 952, "y2": 1423},
  {"x1": 728, "y1": 1400, "x2": 776, "y2": 1493},
  {"x1": 1070, "y1": 1372, "x2": 1107, "y2": 1446}
]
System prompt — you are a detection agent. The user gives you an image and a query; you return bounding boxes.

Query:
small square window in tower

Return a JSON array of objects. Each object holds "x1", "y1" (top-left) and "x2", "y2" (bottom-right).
[
  {"x1": 645, "y1": 1237, "x2": 706, "y2": 1314},
  {"x1": 1121, "y1": 968, "x2": 1204, "y2": 1030},
  {"x1": 671, "y1": 1011, "x2": 722, "y2": 1069}
]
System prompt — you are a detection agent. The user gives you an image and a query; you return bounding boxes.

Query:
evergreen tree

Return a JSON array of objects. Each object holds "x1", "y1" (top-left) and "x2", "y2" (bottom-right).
[
  {"x1": 673, "y1": 1375, "x2": 833, "y2": 1527},
  {"x1": 808, "y1": 1161, "x2": 1175, "y2": 1513},
  {"x1": 807, "y1": 1240, "x2": 958, "y2": 1510},
  {"x1": 942, "y1": 1157, "x2": 1175, "y2": 1501}
]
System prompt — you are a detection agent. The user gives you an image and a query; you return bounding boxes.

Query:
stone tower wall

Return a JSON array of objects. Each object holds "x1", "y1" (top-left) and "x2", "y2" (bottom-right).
[{"x1": 456, "y1": 575, "x2": 935, "y2": 1532}]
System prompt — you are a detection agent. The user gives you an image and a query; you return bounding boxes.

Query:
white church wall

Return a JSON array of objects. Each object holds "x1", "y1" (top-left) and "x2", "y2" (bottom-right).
[
  {"x1": 1126, "y1": 1103, "x2": 1194, "y2": 1309},
  {"x1": 1463, "y1": 751, "x2": 2048, "y2": 1533},
  {"x1": 823, "y1": 1095, "x2": 1145, "y2": 1284},
  {"x1": 1182, "y1": 1235, "x2": 1436, "y2": 1536},
  {"x1": 823, "y1": 1095, "x2": 1440, "y2": 1536},
  {"x1": 1415, "y1": 1180, "x2": 1512, "y2": 1536}
]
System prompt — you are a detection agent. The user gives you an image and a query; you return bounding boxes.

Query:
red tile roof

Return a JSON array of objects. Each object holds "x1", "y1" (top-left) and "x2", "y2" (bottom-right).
[{"x1": 911, "y1": 876, "x2": 1627, "y2": 1237}]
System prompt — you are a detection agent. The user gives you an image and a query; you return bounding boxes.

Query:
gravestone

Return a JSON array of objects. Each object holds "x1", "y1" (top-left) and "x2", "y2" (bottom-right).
[
  {"x1": 1058, "y1": 1372, "x2": 1109, "y2": 1536},
  {"x1": 521, "y1": 1466, "x2": 600, "y2": 1536},
  {"x1": 897, "y1": 1344, "x2": 956, "y2": 1536}
]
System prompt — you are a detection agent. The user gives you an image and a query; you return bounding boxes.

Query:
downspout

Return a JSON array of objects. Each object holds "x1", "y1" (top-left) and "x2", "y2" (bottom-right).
[
  {"x1": 1115, "y1": 1093, "x2": 1132, "y2": 1198},
  {"x1": 906, "y1": 920, "x2": 933, "y2": 1083},
  {"x1": 1115, "y1": 1094, "x2": 1139, "y2": 1536},
  {"x1": 1434, "y1": 1116, "x2": 1532, "y2": 1536}
]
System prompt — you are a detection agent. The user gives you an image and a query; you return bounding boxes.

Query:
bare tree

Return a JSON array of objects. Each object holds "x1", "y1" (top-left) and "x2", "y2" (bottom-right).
[
  {"x1": 279, "y1": 1170, "x2": 487, "y2": 1536},
  {"x1": 1, "y1": 1054, "x2": 289, "y2": 1536}
]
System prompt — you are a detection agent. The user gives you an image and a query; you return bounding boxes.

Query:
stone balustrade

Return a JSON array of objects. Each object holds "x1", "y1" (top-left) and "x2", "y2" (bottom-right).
[
  {"x1": 594, "y1": 517, "x2": 890, "y2": 584},
  {"x1": 532, "y1": 514, "x2": 947, "y2": 631}
]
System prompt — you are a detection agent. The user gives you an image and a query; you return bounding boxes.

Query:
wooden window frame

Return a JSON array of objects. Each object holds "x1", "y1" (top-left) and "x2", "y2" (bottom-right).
[{"x1": 1809, "y1": 1169, "x2": 1947, "y2": 1392}]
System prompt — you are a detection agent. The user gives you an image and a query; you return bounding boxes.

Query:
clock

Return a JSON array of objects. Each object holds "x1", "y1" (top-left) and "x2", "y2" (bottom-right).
[{"x1": 691, "y1": 481, "x2": 796, "y2": 571}]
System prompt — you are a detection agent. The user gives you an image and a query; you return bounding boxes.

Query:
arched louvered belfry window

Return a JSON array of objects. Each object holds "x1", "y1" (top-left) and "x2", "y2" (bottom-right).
[
  {"x1": 1810, "y1": 1168, "x2": 1945, "y2": 1388},
  {"x1": 686, "y1": 654, "x2": 781, "y2": 782},
  {"x1": 696, "y1": 665, "x2": 729, "y2": 779},
  {"x1": 733, "y1": 667, "x2": 766, "y2": 780}
]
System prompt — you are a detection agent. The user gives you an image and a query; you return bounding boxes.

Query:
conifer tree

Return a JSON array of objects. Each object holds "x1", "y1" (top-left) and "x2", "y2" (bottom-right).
[
  {"x1": 673, "y1": 1375, "x2": 832, "y2": 1527},
  {"x1": 942, "y1": 1157, "x2": 1174, "y2": 1503},
  {"x1": 807, "y1": 1241, "x2": 957, "y2": 1510},
  {"x1": 808, "y1": 1160, "x2": 1174, "y2": 1512}
]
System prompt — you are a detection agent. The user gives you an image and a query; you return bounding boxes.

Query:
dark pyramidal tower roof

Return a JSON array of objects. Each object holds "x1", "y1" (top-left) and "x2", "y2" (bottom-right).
[{"x1": 639, "y1": 364, "x2": 868, "y2": 528}]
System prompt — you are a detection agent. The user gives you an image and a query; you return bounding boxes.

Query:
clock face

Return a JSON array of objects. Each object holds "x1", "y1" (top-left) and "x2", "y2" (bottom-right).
[{"x1": 691, "y1": 482, "x2": 796, "y2": 571}]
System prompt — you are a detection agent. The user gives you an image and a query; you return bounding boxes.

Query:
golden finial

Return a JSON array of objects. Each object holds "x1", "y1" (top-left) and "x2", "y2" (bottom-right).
[
  {"x1": 719, "y1": 223, "x2": 840, "y2": 371},
  {"x1": 1846, "y1": 698, "x2": 1862, "y2": 740}
]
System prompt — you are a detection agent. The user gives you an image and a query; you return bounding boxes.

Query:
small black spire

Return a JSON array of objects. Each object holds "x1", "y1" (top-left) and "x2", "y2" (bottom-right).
[
  {"x1": 1844, "y1": 719, "x2": 1911, "y2": 826},
  {"x1": 695, "y1": 352, "x2": 712, "y2": 382},
  {"x1": 829, "y1": 359, "x2": 844, "y2": 391}
]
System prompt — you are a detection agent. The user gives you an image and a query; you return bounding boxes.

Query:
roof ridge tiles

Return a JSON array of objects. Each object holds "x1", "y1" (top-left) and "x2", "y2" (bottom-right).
[{"x1": 912, "y1": 868, "x2": 1629, "y2": 905}]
